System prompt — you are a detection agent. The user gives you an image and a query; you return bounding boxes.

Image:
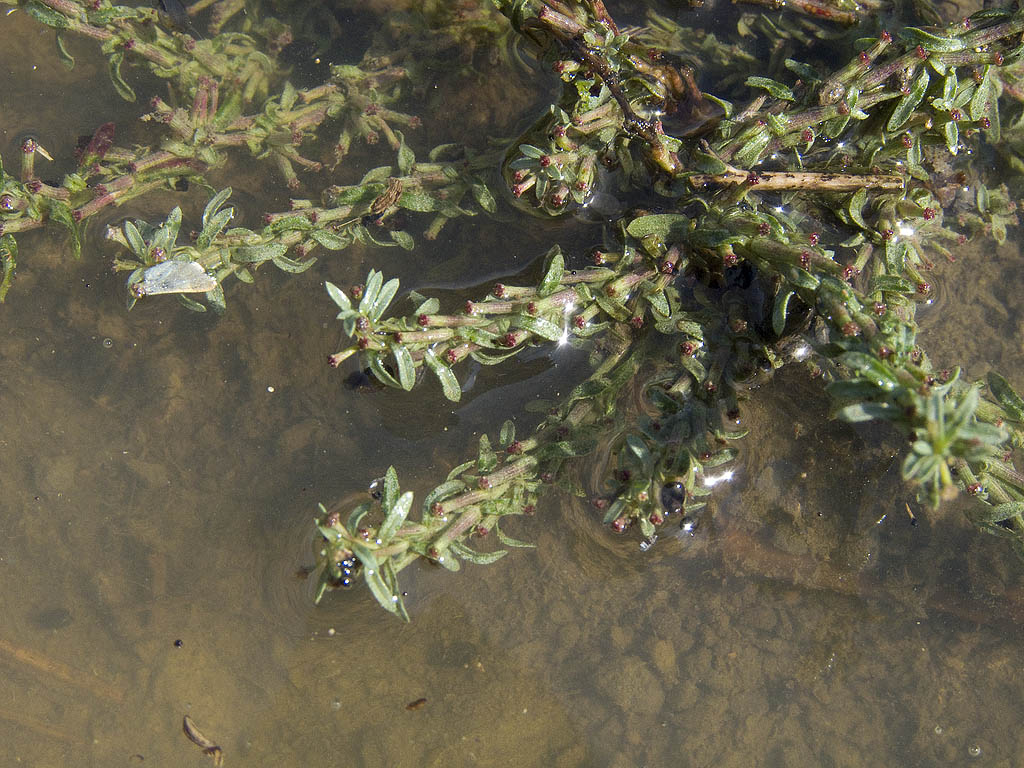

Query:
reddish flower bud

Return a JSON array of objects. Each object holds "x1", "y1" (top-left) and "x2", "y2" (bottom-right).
[
  {"x1": 916, "y1": 45, "x2": 928, "y2": 59},
  {"x1": 808, "y1": 232, "x2": 820, "y2": 245},
  {"x1": 801, "y1": 128, "x2": 814, "y2": 143},
  {"x1": 611, "y1": 517, "x2": 628, "y2": 533},
  {"x1": 758, "y1": 222, "x2": 770, "y2": 236},
  {"x1": 573, "y1": 315, "x2": 585, "y2": 329},
  {"x1": 922, "y1": 207, "x2": 936, "y2": 220},
  {"x1": 841, "y1": 322, "x2": 860, "y2": 337}
]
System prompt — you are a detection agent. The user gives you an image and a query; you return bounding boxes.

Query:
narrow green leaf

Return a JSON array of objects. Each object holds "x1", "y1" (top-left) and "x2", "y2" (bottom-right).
[
  {"x1": 450, "y1": 541, "x2": 507, "y2": 565},
  {"x1": 848, "y1": 188, "x2": 868, "y2": 229},
  {"x1": 987, "y1": 372, "x2": 1024, "y2": 422},
  {"x1": 381, "y1": 559, "x2": 409, "y2": 621},
  {"x1": 887, "y1": 69, "x2": 929, "y2": 131},
  {"x1": 517, "y1": 313, "x2": 563, "y2": 342},
  {"x1": 325, "y1": 281, "x2": 351, "y2": 311},
  {"x1": 370, "y1": 277, "x2": 399, "y2": 321},
  {"x1": 271, "y1": 253, "x2": 316, "y2": 273},
  {"x1": 392, "y1": 342, "x2": 415, "y2": 391},
  {"x1": 477, "y1": 433, "x2": 498, "y2": 473},
  {"x1": 898, "y1": 27, "x2": 965, "y2": 53},
  {"x1": 943, "y1": 120, "x2": 959, "y2": 154},
  {"x1": 25, "y1": 0, "x2": 70, "y2": 28},
  {"x1": 107, "y1": 51, "x2": 136, "y2": 102},
  {"x1": 733, "y1": 131, "x2": 772, "y2": 168},
  {"x1": 177, "y1": 294, "x2": 207, "y2": 312},
  {"x1": 772, "y1": 289, "x2": 793, "y2": 336},
  {"x1": 396, "y1": 130, "x2": 415, "y2": 174},
  {"x1": 48, "y1": 201, "x2": 81, "y2": 259},
  {"x1": 202, "y1": 188, "x2": 233, "y2": 229},
  {"x1": 347, "y1": 501, "x2": 371, "y2": 531},
  {"x1": 310, "y1": 228, "x2": 350, "y2": 250},
  {"x1": 359, "y1": 269, "x2": 383, "y2": 315},
  {"x1": 471, "y1": 183, "x2": 497, "y2": 213},
  {"x1": 349, "y1": 541, "x2": 403, "y2": 617},
  {"x1": 198, "y1": 207, "x2": 232, "y2": 249},
  {"x1": 389, "y1": 230, "x2": 415, "y2": 250},
  {"x1": 496, "y1": 526, "x2": 535, "y2": 548},
  {"x1": 235, "y1": 241, "x2": 288, "y2": 263},
  {"x1": 537, "y1": 246, "x2": 564, "y2": 298},
  {"x1": 645, "y1": 289, "x2": 670, "y2": 318},
  {"x1": 378, "y1": 491, "x2": 413, "y2": 545},
  {"x1": 625, "y1": 214, "x2": 689, "y2": 239},
  {"x1": 745, "y1": 76, "x2": 795, "y2": 101},
  {"x1": 123, "y1": 220, "x2": 146, "y2": 257},
  {"x1": 869, "y1": 274, "x2": 915, "y2": 294},
  {"x1": 55, "y1": 31, "x2": 75, "y2": 69},
  {"x1": 0, "y1": 234, "x2": 18, "y2": 303},
  {"x1": 499, "y1": 420, "x2": 516, "y2": 446},
  {"x1": 424, "y1": 348, "x2": 461, "y2": 402}
]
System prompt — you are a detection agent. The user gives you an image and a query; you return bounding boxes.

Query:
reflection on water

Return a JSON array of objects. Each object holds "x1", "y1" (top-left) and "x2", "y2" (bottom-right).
[{"x1": 0, "y1": 5, "x2": 1022, "y2": 768}]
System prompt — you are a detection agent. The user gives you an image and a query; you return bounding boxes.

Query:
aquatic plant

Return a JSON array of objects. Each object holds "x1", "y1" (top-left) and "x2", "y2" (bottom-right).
[{"x1": 3, "y1": 0, "x2": 1024, "y2": 618}]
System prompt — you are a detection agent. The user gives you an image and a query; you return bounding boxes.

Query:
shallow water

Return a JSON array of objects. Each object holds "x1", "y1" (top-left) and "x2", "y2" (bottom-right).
[{"x1": 1, "y1": 4, "x2": 1022, "y2": 768}]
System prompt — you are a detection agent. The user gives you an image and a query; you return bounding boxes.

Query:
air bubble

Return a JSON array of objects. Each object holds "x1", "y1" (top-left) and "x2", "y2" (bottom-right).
[
  {"x1": 933, "y1": 725, "x2": 943, "y2": 735},
  {"x1": 967, "y1": 745, "x2": 981, "y2": 758},
  {"x1": 102, "y1": 338, "x2": 113, "y2": 348}
]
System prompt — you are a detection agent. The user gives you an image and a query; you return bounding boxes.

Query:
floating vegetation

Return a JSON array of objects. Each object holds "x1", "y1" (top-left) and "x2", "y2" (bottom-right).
[{"x1": 2, "y1": 0, "x2": 1024, "y2": 620}]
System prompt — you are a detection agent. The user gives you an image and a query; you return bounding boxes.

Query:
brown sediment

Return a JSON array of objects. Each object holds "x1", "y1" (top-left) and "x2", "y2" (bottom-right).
[{"x1": 0, "y1": 637, "x2": 123, "y2": 703}]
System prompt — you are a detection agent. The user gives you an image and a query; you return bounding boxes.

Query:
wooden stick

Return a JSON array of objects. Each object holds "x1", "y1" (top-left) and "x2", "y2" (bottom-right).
[
  {"x1": 689, "y1": 167, "x2": 905, "y2": 191},
  {"x1": 0, "y1": 705, "x2": 84, "y2": 745},
  {"x1": 0, "y1": 637, "x2": 123, "y2": 703}
]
